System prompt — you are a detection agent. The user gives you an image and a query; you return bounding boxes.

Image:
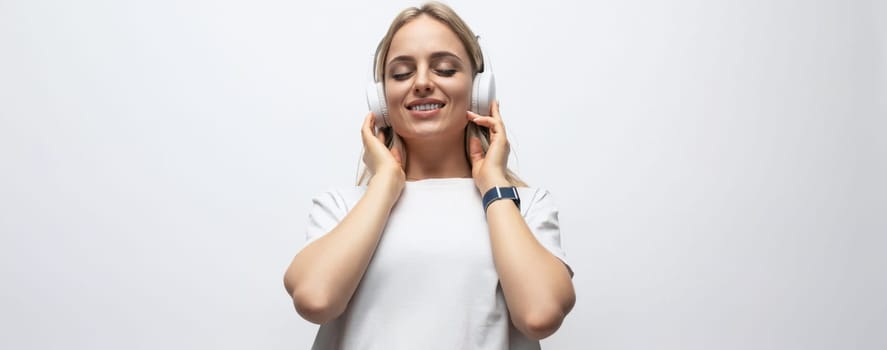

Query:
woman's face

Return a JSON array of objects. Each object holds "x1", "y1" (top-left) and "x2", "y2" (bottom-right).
[{"x1": 384, "y1": 15, "x2": 473, "y2": 144}]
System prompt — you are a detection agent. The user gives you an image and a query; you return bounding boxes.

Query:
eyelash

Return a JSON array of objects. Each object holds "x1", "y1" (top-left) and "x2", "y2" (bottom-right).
[
  {"x1": 392, "y1": 72, "x2": 411, "y2": 81},
  {"x1": 390, "y1": 68, "x2": 458, "y2": 81},
  {"x1": 436, "y1": 69, "x2": 457, "y2": 77}
]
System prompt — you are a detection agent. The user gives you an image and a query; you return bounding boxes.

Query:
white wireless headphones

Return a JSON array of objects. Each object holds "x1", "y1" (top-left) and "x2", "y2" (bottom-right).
[{"x1": 365, "y1": 37, "x2": 496, "y2": 128}]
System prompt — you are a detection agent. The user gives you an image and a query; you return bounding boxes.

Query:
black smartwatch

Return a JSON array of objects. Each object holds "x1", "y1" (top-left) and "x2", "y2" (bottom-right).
[{"x1": 482, "y1": 186, "x2": 520, "y2": 212}]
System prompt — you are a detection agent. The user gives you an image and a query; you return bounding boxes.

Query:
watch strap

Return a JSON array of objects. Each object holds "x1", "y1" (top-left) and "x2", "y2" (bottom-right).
[{"x1": 482, "y1": 186, "x2": 520, "y2": 212}]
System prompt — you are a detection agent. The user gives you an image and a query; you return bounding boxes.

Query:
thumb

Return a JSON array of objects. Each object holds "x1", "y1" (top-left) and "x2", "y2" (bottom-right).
[{"x1": 468, "y1": 136, "x2": 484, "y2": 166}]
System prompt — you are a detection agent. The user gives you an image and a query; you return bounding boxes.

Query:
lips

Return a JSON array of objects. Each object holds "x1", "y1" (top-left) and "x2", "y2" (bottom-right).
[
  {"x1": 406, "y1": 99, "x2": 446, "y2": 112},
  {"x1": 409, "y1": 103, "x2": 444, "y2": 111}
]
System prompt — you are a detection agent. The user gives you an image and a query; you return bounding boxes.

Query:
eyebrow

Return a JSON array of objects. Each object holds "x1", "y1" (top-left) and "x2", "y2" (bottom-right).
[{"x1": 387, "y1": 51, "x2": 464, "y2": 66}]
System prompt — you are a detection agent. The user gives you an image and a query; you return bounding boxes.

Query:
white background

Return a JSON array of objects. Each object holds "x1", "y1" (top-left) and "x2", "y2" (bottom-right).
[{"x1": 1, "y1": 0, "x2": 885, "y2": 349}]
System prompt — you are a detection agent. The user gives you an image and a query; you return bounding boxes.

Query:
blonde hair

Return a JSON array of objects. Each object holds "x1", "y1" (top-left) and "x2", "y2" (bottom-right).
[{"x1": 358, "y1": 1, "x2": 526, "y2": 187}]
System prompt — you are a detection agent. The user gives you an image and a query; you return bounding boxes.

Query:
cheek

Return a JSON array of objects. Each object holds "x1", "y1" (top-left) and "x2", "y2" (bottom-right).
[
  {"x1": 384, "y1": 83, "x2": 402, "y2": 102},
  {"x1": 384, "y1": 83, "x2": 408, "y2": 110},
  {"x1": 441, "y1": 79, "x2": 473, "y2": 106}
]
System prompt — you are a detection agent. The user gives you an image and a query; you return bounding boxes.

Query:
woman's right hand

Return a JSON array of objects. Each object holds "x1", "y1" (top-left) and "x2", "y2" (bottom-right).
[
  {"x1": 284, "y1": 114, "x2": 406, "y2": 324},
  {"x1": 361, "y1": 113, "x2": 405, "y2": 189}
]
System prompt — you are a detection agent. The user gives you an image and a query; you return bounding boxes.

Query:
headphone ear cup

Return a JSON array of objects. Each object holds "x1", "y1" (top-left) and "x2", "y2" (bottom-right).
[
  {"x1": 365, "y1": 81, "x2": 389, "y2": 127},
  {"x1": 471, "y1": 71, "x2": 496, "y2": 115}
]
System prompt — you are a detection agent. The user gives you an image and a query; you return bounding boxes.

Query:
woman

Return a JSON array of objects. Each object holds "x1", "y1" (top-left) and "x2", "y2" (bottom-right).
[{"x1": 283, "y1": 2, "x2": 575, "y2": 349}]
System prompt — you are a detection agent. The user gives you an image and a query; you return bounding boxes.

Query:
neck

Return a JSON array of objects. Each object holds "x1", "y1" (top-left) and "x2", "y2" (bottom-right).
[{"x1": 402, "y1": 135, "x2": 471, "y2": 181}]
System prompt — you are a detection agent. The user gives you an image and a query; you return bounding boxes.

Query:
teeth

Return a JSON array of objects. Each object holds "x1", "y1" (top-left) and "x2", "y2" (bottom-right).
[{"x1": 409, "y1": 103, "x2": 443, "y2": 111}]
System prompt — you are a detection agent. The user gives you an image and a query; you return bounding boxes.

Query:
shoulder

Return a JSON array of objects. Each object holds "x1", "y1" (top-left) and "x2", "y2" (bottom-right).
[
  {"x1": 312, "y1": 185, "x2": 367, "y2": 200},
  {"x1": 516, "y1": 186, "x2": 559, "y2": 217},
  {"x1": 309, "y1": 185, "x2": 367, "y2": 211}
]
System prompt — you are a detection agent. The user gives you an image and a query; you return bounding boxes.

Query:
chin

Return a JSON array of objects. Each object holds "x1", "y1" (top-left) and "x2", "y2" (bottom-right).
[{"x1": 395, "y1": 121, "x2": 465, "y2": 143}]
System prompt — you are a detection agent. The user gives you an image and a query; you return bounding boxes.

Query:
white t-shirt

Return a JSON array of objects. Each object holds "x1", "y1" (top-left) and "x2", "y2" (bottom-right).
[{"x1": 301, "y1": 178, "x2": 571, "y2": 350}]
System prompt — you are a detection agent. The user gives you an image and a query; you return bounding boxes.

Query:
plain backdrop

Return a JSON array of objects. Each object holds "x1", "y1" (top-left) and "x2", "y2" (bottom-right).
[{"x1": 1, "y1": 0, "x2": 885, "y2": 349}]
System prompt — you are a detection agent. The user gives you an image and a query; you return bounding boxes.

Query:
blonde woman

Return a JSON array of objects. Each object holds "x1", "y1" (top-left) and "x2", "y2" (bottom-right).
[{"x1": 284, "y1": 2, "x2": 575, "y2": 348}]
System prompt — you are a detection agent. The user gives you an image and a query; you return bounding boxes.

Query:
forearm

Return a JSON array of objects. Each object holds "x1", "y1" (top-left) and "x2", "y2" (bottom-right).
[
  {"x1": 485, "y1": 199, "x2": 576, "y2": 339},
  {"x1": 284, "y1": 174, "x2": 403, "y2": 323}
]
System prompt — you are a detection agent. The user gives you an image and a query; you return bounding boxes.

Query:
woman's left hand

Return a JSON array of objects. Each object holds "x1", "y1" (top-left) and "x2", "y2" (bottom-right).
[{"x1": 467, "y1": 100, "x2": 512, "y2": 193}]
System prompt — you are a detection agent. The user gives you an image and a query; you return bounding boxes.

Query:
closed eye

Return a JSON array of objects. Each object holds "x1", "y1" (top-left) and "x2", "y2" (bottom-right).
[
  {"x1": 436, "y1": 69, "x2": 457, "y2": 77},
  {"x1": 391, "y1": 72, "x2": 413, "y2": 81}
]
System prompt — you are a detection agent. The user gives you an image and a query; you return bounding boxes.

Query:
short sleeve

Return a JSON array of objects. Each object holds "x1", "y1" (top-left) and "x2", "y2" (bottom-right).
[
  {"x1": 303, "y1": 190, "x2": 349, "y2": 249},
  {"x1": 521, "y1": 188, "x2": 574, "y2": 277}
]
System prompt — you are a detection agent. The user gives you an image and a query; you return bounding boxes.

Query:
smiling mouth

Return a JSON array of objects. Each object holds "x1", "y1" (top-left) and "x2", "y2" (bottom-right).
[{"x1": 408, "y1": 103, "x2": 445, "y2": 111}]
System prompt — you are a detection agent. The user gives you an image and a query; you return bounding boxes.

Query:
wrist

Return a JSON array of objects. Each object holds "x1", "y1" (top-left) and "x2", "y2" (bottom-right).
[
  {"x1": 477, "y1": 176, "x2": 510, "y2": 193},
  {"x1": 369, "y1": 171, "x2": 405, "y2": 195},
  {"x1": 482, "y1": 185, "x2": 521, "y2": 212}
]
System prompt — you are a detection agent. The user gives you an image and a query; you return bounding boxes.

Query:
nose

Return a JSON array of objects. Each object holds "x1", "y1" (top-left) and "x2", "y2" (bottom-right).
[{"x1": 412, "y1": 67, "x2": 434, "y2": 96}]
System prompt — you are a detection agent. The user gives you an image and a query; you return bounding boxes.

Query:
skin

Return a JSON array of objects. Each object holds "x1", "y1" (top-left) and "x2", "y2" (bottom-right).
[{"x1": 283, "y1": 14, "x2": 575, "y2": 340}]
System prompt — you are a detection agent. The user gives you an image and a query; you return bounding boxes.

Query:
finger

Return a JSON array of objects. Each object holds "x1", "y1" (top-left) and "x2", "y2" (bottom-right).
[
  {"x1": 466, "y1": 110, "x2": 489, "y2": 119},
  {"x1": 469, "y1": 115, "x2": 508, "y2": 151},
  {"x1": 376, "y1": 126, "x2": 387, "y2": 145},
  {"x1": 491, "y1": 100, "x2": 502, "y2": 121},
  {"x1": 468, "y1": 115, "x2": 501, "y2": 132},
  {"x1": 468, "y1": 136, "x2": 484, "y2": 166},
  {"x1": 361, "y1": 113, "x2": 375, "y2": 139}
]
